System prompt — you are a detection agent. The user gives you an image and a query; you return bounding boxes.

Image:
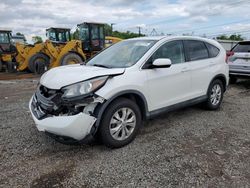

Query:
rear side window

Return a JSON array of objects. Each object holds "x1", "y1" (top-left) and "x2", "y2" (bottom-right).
[
  {"x1": 232, "y1": 42, "x2": 250, "y2": 53},
  {"x1": 205, "y1": 43, "x2": 220, "y2": 57},
  {"x1": 184, "y1": 40, "x2": 209, "y2": 61}
]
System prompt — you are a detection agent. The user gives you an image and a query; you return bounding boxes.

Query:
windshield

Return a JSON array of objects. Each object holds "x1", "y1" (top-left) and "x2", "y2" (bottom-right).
[
  {"x1": 47, "y1": 30, "x2": 56, "y2": 41},
  {"x1": 232, "y1": 42, "x2": 250, "y2": 53},
  {"x1": 0, "y1": 32, "x2": 10, "y2": 43},
  {"x1": 87, "y1": 40, "x2": 157, "y2": 68},
  {"x1": 79, "y1": 24, "x2": 89, "y2": 40}
]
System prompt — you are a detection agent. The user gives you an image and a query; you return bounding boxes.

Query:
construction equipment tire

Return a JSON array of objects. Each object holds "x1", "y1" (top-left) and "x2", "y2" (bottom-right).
[
  {"x1": 34, "y1": 61, "x2": 47, "y2": 75},
  {"x1": 60, "y1": 53, "x2": 83, "y2": 66},
  {"x1": 28, "y1": 53, "x2": 49, "y2": 73},
  {"x1": 6, "y1": 61, "x2": 16, "y2": 73},
  {"x1": 0, "y1": 60, "x2": 3, "y2": 72}
]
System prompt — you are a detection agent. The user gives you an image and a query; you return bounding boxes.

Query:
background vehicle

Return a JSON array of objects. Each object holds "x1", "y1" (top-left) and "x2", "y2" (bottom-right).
[
  {"x1": 18, "y1": 22, "x2": 122, "y2": 74},
  {"x1": 0, "y1": 29, "x2": 17, "y2": 72},
  {"x1": 227, "y1": 41, "x2": 250, "y2": 83},
  {"x1": 29, "y1": 36, "x2": 228, "y2": 148}
]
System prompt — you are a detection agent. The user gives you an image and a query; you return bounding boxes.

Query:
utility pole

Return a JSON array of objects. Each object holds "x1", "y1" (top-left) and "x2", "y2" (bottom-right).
[{"x1": 137, "y1": 26, "x2": 141, "y2": 37}]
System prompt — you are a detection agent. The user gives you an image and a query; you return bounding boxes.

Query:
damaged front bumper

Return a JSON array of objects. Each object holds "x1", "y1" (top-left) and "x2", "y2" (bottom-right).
[{"x1": 29, "y1": 85, "x2": 104, "y2": 141}]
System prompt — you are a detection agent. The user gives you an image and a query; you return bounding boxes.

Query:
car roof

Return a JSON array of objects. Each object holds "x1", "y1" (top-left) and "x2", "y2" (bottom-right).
[{"x1": 127, "y1": 36, "x2": 220, "y2": 47}]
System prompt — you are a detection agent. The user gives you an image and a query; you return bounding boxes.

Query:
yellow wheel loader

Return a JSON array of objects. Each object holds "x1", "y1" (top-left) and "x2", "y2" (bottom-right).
[
  {"x1": 16, "y1": 27, "x2": 73, "y2": 73},
  {"x1": 20, "y1": 22, "x2": 122, "y2": 74}
]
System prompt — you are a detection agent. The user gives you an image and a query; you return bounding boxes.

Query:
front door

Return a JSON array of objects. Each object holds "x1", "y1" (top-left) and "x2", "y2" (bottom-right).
[{"x1": 144, "y1": 40, "x2": 192, "y2": 111}]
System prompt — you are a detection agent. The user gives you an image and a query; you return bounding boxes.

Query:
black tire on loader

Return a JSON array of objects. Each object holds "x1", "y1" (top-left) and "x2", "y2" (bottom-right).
[
  {"x1": 6, "y1": 61, "x2": 17, "y2": 73},
  {"x1": 28, "y1": 53, "x2": 49, "y2": 73},
  {"x1": 60, "y1": 53, "x2": 83, "y2": 66},
  {"x1": 34, "y1": 61, "x2": 45, "y2": 74},
  {"x1": 0, "y1": 60, "x2": 3, "y2": 72}
]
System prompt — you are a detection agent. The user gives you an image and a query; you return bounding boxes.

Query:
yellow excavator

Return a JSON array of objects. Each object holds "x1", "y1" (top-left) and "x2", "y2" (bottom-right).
[{"x1": 17, "y1": 22, "x2": 122, "y2": 74}]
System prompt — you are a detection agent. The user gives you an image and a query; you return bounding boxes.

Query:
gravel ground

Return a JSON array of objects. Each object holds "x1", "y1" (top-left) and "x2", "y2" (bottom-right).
[{"x1": 0, "y1": 78, "x2": 250, "y2": 188}]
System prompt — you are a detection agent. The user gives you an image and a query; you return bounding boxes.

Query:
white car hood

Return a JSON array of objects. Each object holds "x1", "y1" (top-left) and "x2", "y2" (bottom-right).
[{"x1": 40, "y1": 64, "x2": 125, "y2": 89}]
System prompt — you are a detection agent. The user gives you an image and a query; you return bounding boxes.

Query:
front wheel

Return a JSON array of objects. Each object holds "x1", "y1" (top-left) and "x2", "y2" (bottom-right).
[
  {"x1": 204, "y1": 79, "x2": 224, "y2": 110},
  {"x1": 99, "y1": 98, "x2": 142, "y2": 148},
  {"x1": 6, "y1": 61, "x2": 17, "y2": 73},
  {"x1": 28, "y1": 53, "x2": 49, "y2": 73}
]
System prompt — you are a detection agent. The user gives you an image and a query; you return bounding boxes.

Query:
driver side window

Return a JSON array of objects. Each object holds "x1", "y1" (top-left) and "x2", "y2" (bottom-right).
[{"x1": 152, "y1": 40, "x2": 185, "y2": 64}]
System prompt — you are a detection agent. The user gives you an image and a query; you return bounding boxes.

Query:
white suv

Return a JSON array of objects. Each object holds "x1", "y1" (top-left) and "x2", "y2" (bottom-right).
[{"x1": 29, "y1": 36, "x2": 229, "y2": 148}]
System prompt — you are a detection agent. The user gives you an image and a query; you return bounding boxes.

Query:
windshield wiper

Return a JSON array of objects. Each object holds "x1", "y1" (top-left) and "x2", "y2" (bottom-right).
[{"x1": 92, "y1": 64, "x2": 110, "y2": 68}]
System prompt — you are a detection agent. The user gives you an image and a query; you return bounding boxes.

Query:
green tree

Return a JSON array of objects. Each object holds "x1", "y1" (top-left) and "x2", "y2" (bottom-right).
[
  {"x1": 104, "y1": 24, "x2": 145, "y2": 39},
  {"x1": 229, "y1": 34, "x2": 244, "y2": 41},
  {"x1": 216, "y1": 34, "x2": 244, "y2": 41},
  {"x1": 216, "y1": 35, "x2": 228, "y2": 40},
  {"x1": 72, "y1": 28, "x2": 79, "y2": 40},
  {"x1": 32, "y1": 36, "x2": 43, "y2": 44},
  {"x1": 104, "y1": 24, "x2": 112, "y2": 36}
]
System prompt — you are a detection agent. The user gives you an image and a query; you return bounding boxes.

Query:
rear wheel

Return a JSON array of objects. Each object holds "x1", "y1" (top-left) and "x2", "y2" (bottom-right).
[
  {"x1": 28, "y1": 53, "x2": 49, "y2": 73},
  {"x1": 204, "y1": 79, "x2": 224, "y2": 110},
  {"x1": 34, "y1": 61, "x2": 48, "y2": 74},
  {"x1": 60, "y1": 53, "x2": 83, "y2": 66},
  {"x1": 6, "y1": 61, "x2": 17, "y2": 73},
  {"x1": 99, "y1": 98, "x2": 142, "y2": 148}
]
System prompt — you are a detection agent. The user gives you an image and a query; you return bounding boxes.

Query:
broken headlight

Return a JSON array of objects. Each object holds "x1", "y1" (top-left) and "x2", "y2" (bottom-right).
[{"x1": 62, "y1": 76, "x2": 108, "y2": 98}]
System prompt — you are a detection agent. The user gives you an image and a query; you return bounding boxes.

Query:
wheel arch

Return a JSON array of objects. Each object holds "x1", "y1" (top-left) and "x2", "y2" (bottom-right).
[
  {"x1": 93, "y1": 90, "x2": 149, "y2": 134},
  {"x1": 208, "y1": 74, "x2": 227, "y2": 93}
]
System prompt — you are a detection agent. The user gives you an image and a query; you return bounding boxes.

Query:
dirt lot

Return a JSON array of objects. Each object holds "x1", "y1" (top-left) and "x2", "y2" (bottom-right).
[{"x1": 0, "y1": 77, "x2": 250, "y2": 188}]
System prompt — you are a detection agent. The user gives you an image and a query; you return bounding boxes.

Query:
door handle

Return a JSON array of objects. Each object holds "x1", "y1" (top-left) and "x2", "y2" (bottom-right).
[{"x1": 181, "y1": 67, "x2": 189, "y2": 73}]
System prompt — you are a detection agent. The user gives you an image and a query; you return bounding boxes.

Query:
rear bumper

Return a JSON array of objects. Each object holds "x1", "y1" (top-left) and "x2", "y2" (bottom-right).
[
  {"x1": 29, "y1": 96, "x2": 97, "y2": 140},
  {"x1": 229, "y1": 69, "x2": 250, "y2": 77}
]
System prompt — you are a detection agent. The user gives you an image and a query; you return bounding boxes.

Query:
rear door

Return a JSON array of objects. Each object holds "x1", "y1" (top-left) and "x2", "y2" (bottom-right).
[{"x1": 184, "y1": 40, "x2": 217, "y2": 97}]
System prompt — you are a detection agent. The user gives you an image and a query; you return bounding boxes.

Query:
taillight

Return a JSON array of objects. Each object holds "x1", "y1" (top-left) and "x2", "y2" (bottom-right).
[{"x1": 226, "y1": 51, "x2": 234, "y2": 63}]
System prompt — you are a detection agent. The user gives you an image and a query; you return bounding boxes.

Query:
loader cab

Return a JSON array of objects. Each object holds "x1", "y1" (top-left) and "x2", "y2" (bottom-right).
[
  {"x1": 46, "y1": 28, "x2": 71, "y2": 43},
  {"x1": 78, "y1": 22, "x2": 105, "y2": 52},
  {"x1": 0, "y1": 30, "x2": 13, "y2": 53}
]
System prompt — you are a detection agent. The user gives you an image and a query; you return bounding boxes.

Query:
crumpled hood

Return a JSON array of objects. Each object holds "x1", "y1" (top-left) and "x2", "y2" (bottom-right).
[{"x1": 40, "y1": 64, "x2": 125, "y2": 89}]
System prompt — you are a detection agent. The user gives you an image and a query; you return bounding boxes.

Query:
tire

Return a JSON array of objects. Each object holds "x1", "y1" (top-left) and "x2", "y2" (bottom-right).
[
  {"x1": 6, "y1": 61, "x2": 16, "y2": 73},
  {"x1": 34, "y1": 61, "x2": 48, "y2": 74},
  {"x1": 229, "y1": 76, "x2": 237, "y2": 84},
  {"x1": 60, "y1": 53, "x2": 83, "y2": 66},
  {"x1": 28, "y1": 53, "x2": 49, "y2": 73},
  {"x1": 99, "y1": 98, "x2": 142, "y2": 148},
  {"x1": 204, "y1": 79, "x2": 224, "y2": 110},
  {"x1": 0, "y1": 60, "x2": 3, "y2": 72}
]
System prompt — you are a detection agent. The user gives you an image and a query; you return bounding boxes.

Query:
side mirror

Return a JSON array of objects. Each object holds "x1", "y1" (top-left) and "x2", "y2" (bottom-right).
[{"x1": 152, "y1": 58, "x2": 172, "y2": 68}]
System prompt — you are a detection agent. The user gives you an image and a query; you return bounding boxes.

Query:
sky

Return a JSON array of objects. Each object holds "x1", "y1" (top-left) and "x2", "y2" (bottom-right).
[{"x1": 1, "y1": 0, "x2": 250, "y2": 43}]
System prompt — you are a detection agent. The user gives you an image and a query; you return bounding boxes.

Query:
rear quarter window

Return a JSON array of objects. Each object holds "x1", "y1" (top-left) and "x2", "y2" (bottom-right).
[
  {"x1": 184, "y1": 40, "x2": 209, "y2": 61},
  {"x1": 232, "y1": 42, "x2": 250, "y2": 53},
  {"x1": 205, "y1": 43, "x2": 220, "y2": 58}
]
